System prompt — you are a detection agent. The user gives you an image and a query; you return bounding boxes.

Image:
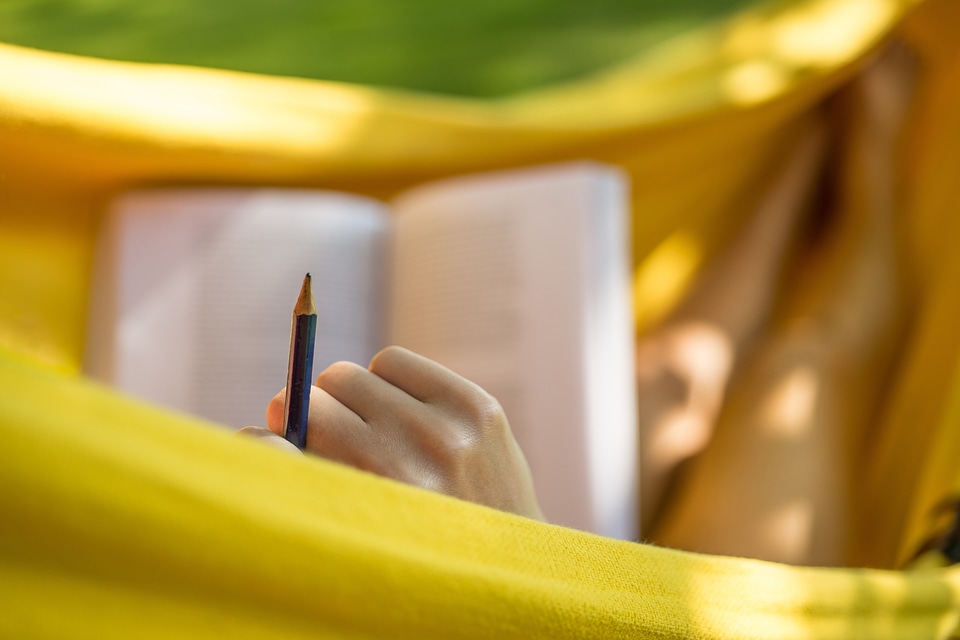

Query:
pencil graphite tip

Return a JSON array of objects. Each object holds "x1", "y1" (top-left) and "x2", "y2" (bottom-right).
[{"x1": 294, "y1": 273, "x2": 317, "y2": 316}]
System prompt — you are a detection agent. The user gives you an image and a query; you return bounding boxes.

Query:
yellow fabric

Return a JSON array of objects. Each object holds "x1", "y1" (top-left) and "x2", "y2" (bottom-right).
[
  {"x1": 3, "y1": 0, "x2": 960, "y2": 636},
  {"x1": 3, "y1": 347, "x2": 960, "y2": 639},
  {"x1": 858, "y1": 0, "x2": 960, "y2": 570}
]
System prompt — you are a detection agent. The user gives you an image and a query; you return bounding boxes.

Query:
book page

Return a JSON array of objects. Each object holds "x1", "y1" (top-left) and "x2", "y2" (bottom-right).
[
  {"x1": 86, "y1": 189, "x2": 390, "y2": 429},
  {"x1": 389, "y1": 164, "x2": 637, "y2": 539}
]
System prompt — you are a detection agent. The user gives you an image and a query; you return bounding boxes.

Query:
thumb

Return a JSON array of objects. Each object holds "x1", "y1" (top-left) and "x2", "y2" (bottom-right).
[{"x1": 236, "y1": 426, "x2": 303, "y2": 455}]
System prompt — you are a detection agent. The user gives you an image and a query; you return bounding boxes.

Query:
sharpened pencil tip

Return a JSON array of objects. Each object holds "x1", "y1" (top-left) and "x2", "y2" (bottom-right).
[{"x1": 294, "y1": 273, "x2": 317, "y2": 316}]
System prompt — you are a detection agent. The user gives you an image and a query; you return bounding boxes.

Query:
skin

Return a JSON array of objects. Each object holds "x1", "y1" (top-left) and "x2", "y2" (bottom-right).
[
  {"x1": 240, "y1": 43, "x2": 914, "y2": 566},
  {"x1": 636, "y1": 120, "x2": 826, "y2": 531},
  {"x1": 652, "y1": 44, "x2": 914, "y2": 565},
  {"x1": 240, "y1": 345, "x2": 544, "y2": 521}
]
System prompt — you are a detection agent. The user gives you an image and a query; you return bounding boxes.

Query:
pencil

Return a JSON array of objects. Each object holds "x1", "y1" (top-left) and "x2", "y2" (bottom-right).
[{"x1": 282, "y1": 273, "x2": 317, "y2": 450}]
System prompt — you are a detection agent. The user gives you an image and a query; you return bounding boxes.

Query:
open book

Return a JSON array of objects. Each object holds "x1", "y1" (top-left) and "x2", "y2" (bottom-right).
[{"x1": 85, "y1": 163, "x2": 638, "y2": 540}]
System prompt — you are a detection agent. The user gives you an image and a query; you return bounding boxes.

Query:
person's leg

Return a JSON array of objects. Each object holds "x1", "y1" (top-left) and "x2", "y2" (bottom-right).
[
  {"x1": 650, "y1": 44, "x2": 914, "y2": 566},
  {"x1": 637, "y1": 123, "x2": 825, "y2": 530}
]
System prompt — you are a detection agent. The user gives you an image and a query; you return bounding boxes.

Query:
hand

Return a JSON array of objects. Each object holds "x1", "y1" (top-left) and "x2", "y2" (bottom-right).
[{"x1": 242, "y1": 346, "x2": 544, "y2": 521}]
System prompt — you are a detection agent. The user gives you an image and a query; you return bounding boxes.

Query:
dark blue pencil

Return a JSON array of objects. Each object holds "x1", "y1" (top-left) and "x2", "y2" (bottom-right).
[{"x1": 282, "y1": 273, "x2": 317, "y2": 450}]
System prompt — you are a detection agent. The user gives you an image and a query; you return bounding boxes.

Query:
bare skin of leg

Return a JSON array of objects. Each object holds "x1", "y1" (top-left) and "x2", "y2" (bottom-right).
[
  {"x1": 637, "y1": 123, "x2": 825, "y2": 531},
  {"x1": 650, "y1": 45, "x2": 914, "y2": 566}
]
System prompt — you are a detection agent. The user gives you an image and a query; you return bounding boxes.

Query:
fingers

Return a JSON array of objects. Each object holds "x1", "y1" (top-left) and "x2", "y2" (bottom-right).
[
  {"x1": 311, "y1": 357, "x2": 456, "y2": 474},
  {"x1": 271, "y1": 347, "x2": 489, "y2": 433},
  {"x1": 236, "y1": 426, "x2": 303, "y2": 455},
  {"x1": 304, "y1": 385, "x2": 372, "y2": 466},
  {"x1": 261, "y1": 348, "x2": 543, "y2": 520},
  {"x1": 270, "y1": 349, "x2": 499, "y2": 470},
  {"x1": 369, "y1": 345, "x2": 491, "y2": 412},
  {"x1": 314, "y1": 359, "x2": 421, "y2": 423},
  {"x1": 268, "y1": 386, "x2": 370, "y2": 462}
]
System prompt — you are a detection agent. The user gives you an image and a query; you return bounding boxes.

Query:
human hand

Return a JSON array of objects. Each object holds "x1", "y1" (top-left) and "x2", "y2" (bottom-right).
[{"x1": 241, "y1": 346, "x2": 543, "y2": 521}]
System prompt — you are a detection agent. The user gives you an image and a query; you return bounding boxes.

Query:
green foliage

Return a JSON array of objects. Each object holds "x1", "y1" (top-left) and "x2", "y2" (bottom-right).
[{"x1": 0, "y1": 0, "x2": 756, "y2": 96}]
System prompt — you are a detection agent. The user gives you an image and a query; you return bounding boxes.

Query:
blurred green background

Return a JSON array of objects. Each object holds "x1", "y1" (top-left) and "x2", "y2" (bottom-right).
[{"x1": 0, "y1": 0, "x2": 756, "y2": 97}]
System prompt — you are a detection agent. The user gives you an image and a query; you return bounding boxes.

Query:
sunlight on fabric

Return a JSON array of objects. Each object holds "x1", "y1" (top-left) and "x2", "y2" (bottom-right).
[
  {"x1": 723, "y1": 60, "x2": 790, "y2": 105},
  {"x1": 719, "y1": 0, "x2": 904, "y2": 107},
  {"x1": 683, "y1": 548, "x2": 924, "y2": 639},
  {"x1": 633, "y1": 232, "x2": 702, "y2": 333},
  {"x1": 686, "y1": 559, "x2": 818, "y2": 638},
  {"x1": 772, "y1": 0, "x2": 898, "y2": 67},
  {"x1": 0, "y1": 44, "x2": 375, "y2": 155}
]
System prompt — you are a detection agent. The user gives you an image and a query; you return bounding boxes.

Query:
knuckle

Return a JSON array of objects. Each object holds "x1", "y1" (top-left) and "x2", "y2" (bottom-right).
[
  {"x1": 316, "y1": 360, "x2": 365, "y2": 388},
  {"x1": 369, "y1": 345, "x2": 407, "y2": 373},
  {"x1": 422, "y1": 428, "x2": 475, "y2": 481},
  {"x1": 435, "y1": 428, "x2": 473, "y2": 460},
  {"x1": 459, "y1": 386, "x2": 507, "y2": 431}
]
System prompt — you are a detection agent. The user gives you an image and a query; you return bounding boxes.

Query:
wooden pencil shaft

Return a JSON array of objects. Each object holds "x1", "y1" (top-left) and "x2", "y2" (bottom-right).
[{"x1": 282, "y1": 274, "x2": 317, "y2": 450}]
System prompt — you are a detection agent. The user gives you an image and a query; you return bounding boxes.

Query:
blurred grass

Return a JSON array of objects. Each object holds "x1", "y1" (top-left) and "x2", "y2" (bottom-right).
[{"x1": 0, "y1": 0, "x2": 758, "y2": 97}]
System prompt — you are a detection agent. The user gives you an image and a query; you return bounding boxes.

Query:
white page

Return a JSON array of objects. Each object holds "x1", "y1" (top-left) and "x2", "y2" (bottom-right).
[
  {"x1": 86, "y1": 188, "x2": 390, "y2": 429},
  {"x1": 389, "y1": 163, "x2": 637, "y2": 539}
]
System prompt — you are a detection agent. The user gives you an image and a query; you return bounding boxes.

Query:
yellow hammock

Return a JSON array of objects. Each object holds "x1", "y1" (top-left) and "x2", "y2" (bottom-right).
[{"x1": 3, "y1": 0, "x2": 960, "y2": 636}]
